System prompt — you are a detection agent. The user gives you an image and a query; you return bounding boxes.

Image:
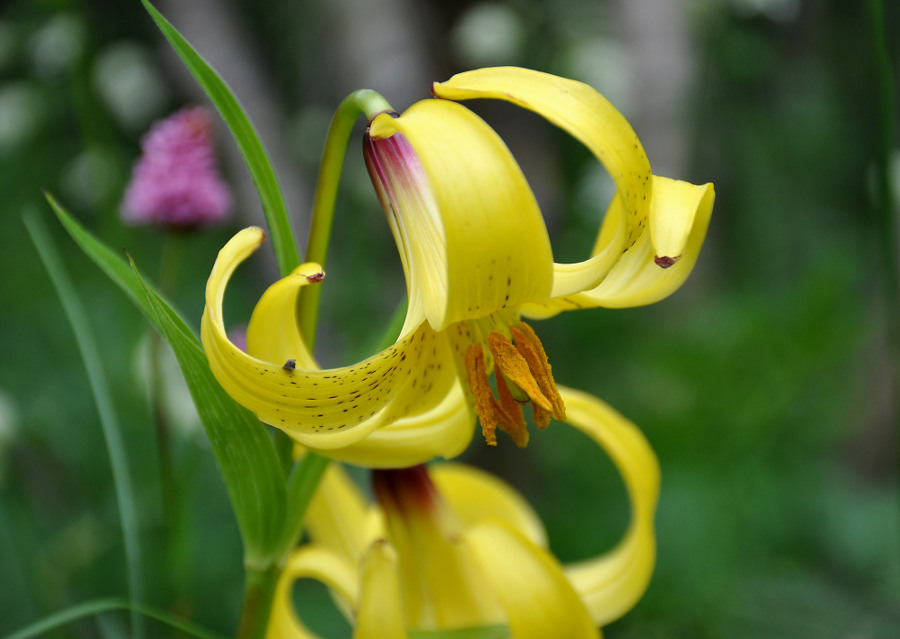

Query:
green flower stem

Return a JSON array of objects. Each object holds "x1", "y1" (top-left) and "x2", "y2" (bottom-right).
[
  {"x1": 235, "y1": 564, "x2": 281, "y2": 639},
  {"x1": 235, "y1": 440, "x2": 329, "y2": 637},
  {"x1": 297, "y1": 89, "x2": 394, "y2": 350},
  {"x1": 251, "y1": 298, "x2": 408, "y2": 627},
  {"x1": 236, "y1": 91, "x2": 391, "y2": 638},
  {"x1": 282, "y1": 87, "x2": 393, "y2": 582},
  {"x1": 234, "y1": 451, "x2": 329, "y2": 639}
]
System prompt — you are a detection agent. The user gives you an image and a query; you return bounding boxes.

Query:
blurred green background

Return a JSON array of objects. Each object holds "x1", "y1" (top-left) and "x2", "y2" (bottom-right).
[{"x1": 1, "y1": 0, "x2": 898, "y2": 637}]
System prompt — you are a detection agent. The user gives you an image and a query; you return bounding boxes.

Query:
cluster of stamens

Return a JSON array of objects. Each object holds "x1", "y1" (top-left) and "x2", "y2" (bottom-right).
[{"x1": 464, "y1": 322, "x2": 565, "y2": 447}]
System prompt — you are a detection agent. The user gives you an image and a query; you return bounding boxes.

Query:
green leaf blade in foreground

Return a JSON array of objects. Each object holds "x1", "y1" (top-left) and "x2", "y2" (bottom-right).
[
  {"x1": 140, "y1": 0, "x2": 300, "y2": 277},
  {"x1": 0, "y1": 597, "x2": 225, "y2": 639},
  {"x1": 47, "y1": 196, "x2": 287, "y2": 566},
  {"x1": 25, "y1": 212, "x2": 144, "y2": 639},
  {"x1": 133, "y1": 268, "x2": 288, "y2": 566}
]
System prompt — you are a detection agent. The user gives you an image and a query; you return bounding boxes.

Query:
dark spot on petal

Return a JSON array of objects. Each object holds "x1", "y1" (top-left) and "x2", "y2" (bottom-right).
[{"x1": 654, "y1": 255, "x2": 679, "y2": 269}]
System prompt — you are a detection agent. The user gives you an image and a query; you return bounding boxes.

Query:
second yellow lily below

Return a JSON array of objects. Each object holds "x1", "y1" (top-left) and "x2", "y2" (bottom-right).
[{"x1": 267, "y1": 388, "x2": 659, "y2": 639}]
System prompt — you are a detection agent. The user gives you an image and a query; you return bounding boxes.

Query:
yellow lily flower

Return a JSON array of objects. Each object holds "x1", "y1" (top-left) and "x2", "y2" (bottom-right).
[
  {"x1": 267, "y1": 387, "x2": 659, "y2": 639},
  {"x1": 201, "y1": 67, "x2": 714, "y2": 459}
]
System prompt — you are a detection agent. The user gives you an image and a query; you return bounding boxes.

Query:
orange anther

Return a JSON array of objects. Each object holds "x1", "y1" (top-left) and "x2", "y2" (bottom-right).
[
  {"x1": 461, "y1": 320, "x2": 566, "y2": 445},
  {"x1": 465, "y1": 344, "x2": 498, "y2": 446},
  {"x1": 510, "y1": 323, "x2": 566, "y2": 422},
  {"x1": 495, "y1": 372, "x2": 529, "y2": 447},
  {"x1": 488, "y1": 332, "x2": 552, "y2": 412}
]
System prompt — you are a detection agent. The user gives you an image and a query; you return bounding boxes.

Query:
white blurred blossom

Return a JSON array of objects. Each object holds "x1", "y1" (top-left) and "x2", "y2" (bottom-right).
[
  {"x1": 451, "y1": 3, "x2": 525, "y2": 67},
  {"x1": 93, "y1": 41, "x2": 170, "y2": 132},
  {"x1": 0, "y1": 82, "x2": 42, "y2": 154},
  {"x1": 27, "y1": 14, "x2": 86, "y2": 78}
]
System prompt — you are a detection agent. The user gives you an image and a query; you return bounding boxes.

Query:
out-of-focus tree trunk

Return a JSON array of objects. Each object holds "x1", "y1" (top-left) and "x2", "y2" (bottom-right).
[
  {"x1": 615, "y1": 0, "x2": 718, "y2": 303},
  {"x1": 326, "y1": 0, "x2": 436, "y2": 109},
  {"x1": 615, "y1": 0, "x2": 695, "y2": 177}
]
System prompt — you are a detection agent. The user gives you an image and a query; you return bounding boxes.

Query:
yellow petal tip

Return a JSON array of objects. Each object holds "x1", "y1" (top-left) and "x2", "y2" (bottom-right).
[
  {"x1": 368, "y1": 111, "x2": 401, "y2": 140},
  {"x1": 292, "y1": 261, "x2": 325, "y2": 282}
]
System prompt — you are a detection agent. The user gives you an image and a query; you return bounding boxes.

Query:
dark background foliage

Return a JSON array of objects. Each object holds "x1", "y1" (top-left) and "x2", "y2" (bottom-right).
[{"x1": 0, "y1": 0, "x2": 898, "y2": 637}]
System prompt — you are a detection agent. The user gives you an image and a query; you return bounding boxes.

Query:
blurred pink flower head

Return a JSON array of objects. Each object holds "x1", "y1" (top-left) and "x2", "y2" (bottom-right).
[{"x1": 122, "y1": 106, "x2": 231, "y2": 229}]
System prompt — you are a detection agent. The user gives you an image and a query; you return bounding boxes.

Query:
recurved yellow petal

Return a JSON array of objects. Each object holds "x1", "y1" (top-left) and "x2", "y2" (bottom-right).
[
  {"x1": 433, "y1": 67, "x2": 653, "y2": 256},
  {"x1": 538, "y1": 187, "x2": 629, "y2": 302},
  {"x1": 559, "y1": 387, "x2": 659, "y2": 626},
  {"x1": 369, "y1": 99, "x2": 553, "y2": 331},
  {"x1": 267, "y1": 546, "x2": 357, "y2": 639},
  {"x1": 524, "y1": 177, "x2": 714, "y2": 316},
  {"x1": 320, "y1": 382, "x2": 474, "y2": 469},
  {"x1": 201, "y1": 227, "x2": 457, "y2": 452},
  {"x1": 245, "y1": 258, "x2": 320, "y2": 370},
  {"x1": 431, "y1": 463, "x2": 546, "y2": 548},
  {"x1": 647, "y1": 177, "x2": 712, "y2": 267},
  {"x1": 465, "y1": 521, "x2": 600, "y2": 639},
  {"x1": 354, "y1": 541, "x2": 407, "y2": 639}
]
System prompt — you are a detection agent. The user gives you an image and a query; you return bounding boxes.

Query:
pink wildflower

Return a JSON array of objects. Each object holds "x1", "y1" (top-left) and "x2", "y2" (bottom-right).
[{"x1": 122, "y1": 106, "x2": 231, "y2": 228}]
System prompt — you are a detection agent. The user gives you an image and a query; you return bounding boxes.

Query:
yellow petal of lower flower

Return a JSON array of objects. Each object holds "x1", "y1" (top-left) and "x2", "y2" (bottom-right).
[
  {"x1": 465, "y1": 521, "x2": 600, "y2": 639},
  {"x1": 369, "y1": 99, "x2": 553, "y2": 331},
  {"x1": 305, "y1": 464, "x2": 369, "y2": 562},
  {"x1": 354, "y1": 541, "x2": 407, "y2": 639},
  {"x1": 374, "y1": 467, "x2": 504, "y2": 630},
  {"x1": 267, "y1": 546, "x2": 358, "y2": 639},
  {"x1": 431, "y1": 463, "x2": 547, "y2": 548},
  {"x1": 320, "y1": 381, "x2": 474, "y2": 469},
  {"x1": 558, "y1": 386, "x2": 659, "y2": 626},
  {"x1": 433, "y1": 67, "x2": 653, "y2": 256},
  {"x1": 522, "y1": 177, "x2": 715, "y2": 316},
  {"x1": 201, "y1": 228, "x2": 457, "y2": 451}
]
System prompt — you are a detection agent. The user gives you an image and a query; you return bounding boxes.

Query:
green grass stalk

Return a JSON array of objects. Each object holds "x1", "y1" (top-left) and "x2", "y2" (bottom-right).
[{"x1": 25, "y1": 212, "x2": 144, "y2": 639}]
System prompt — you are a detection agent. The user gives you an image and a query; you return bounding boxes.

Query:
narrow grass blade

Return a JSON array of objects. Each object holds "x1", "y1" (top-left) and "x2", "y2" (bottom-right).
[
  {"x1": 140, "y1": 0, "x2": 300, "y2": 277},
  {"x1": 46, "y1": 197, "x2": 287, "y2": 564},
  {"x1": 0, "y1": 597, "x2": 225, "y2": 639},
  {"x1": 24, "y1": 212, "x2": 144, "y2": 639}
]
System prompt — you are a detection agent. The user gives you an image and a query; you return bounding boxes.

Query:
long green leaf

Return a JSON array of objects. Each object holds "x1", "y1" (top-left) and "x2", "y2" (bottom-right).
[
  {"x1": 140, "y1": 0, "x2": 300, "y2": 277},
  {"x1": 25, "y1": 212, "x2": 144, "y2": 639},
  {"x1": 46, "y1": 196, "x2": 286, "y2": 565},
  {"x1": 0, "y1": 597, "x2": 225, "y2": 639},
  {"x1": 129, "y1": 252, "x2": 288, "y2": 566}
]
